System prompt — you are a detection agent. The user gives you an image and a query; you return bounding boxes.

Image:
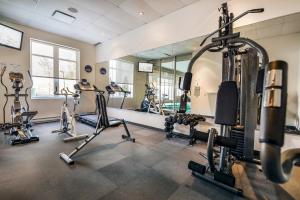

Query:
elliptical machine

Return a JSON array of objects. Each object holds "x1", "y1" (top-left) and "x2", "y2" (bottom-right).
[
  {"x1": 52, "y1": 79, "x2": 88, "y2": 142},
  {"x1": 140, "y1": 83, "x2": 166, "y2": 115},
  {"x1": 0, "y1": 66, "x2": 39, "y2": 145}
]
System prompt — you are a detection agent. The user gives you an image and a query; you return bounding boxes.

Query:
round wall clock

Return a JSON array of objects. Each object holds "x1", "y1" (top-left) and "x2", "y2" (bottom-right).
[
  {"x1": 100, "y1": 67, "x2": 107, "y2": 75},
  {"x1": 84, "y1": 65, "x2": 92, "y2": 73}
]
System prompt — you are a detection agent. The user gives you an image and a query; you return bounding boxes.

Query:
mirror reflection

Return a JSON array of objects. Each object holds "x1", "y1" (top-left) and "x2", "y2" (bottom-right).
[{"x1": 98, "y1": 12, "x2": 300, "y2": 127}]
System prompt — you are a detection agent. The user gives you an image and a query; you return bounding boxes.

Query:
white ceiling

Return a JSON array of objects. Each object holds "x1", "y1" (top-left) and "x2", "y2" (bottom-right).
[
  {"x1": 0, "y1": 0, "x2": 199, "y2": 44},
  {"x1": 134, "y1": 12, "x2": 300, "y2": 60}
]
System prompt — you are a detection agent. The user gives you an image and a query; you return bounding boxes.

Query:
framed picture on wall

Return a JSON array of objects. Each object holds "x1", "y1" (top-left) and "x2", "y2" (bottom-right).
[{"x1": 0, "y1": 23, "x2": 23, "y2": 50}]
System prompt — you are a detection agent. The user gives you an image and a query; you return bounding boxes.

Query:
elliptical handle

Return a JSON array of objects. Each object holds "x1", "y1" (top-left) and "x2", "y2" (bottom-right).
[
  {"x1": 0, "y1": 66, "x2": 7, "y2": 93},
  {"x1": 25, "y1": 70, "x2": 33, "y2": 95},
  {"x1": 0, "y1": 66, "x2": 6, "y2": 77},
  {"x1": 24, "y1": 70, "x2": 33, "y2": 111}
]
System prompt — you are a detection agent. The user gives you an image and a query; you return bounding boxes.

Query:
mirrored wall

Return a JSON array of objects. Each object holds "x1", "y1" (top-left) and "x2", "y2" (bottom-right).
[
  {"x1": 102, "y1": 12, "x2": 300, "y2": 126},
  {"x1": 110, "y1": 53, "x2": 192, "y2": 114}
]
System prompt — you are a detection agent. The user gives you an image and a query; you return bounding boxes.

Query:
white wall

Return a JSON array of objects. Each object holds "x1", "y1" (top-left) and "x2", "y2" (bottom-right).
[
  {"x1": 0, "y1": 20, "x2": 96, "y2": 123},
  {"x1": 96, "y1": 0, "x2": 300, "y2": 62},
  {"x1": 190, "y1": 53, "x2": 222, "y2": 116}
]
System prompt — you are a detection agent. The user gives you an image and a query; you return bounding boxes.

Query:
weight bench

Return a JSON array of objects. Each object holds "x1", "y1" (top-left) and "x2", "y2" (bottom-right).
[{"x1": 59, "y1": 91, "x2": 135, "y2": 165}]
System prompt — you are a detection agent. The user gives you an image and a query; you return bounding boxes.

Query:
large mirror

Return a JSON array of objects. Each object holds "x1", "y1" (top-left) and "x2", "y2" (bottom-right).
[{"x1": 98, "y1": 12, "x2": 300, "y2": 127}]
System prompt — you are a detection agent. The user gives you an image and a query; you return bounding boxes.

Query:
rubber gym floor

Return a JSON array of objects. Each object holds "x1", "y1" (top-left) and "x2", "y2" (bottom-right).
[{"x1": 0, "y1": 122, "x2": 299, "y2": 200}]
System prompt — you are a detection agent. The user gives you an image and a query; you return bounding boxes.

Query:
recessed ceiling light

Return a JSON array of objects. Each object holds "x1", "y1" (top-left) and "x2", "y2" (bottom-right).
[
  {"x1": 68, "y1": 7, "x2": 78, "y2": 13},
  {"x1": 138, "y1": 11, "x2": 144, "y2": 16},
  {"x1": 52, "y1": 10, "x2": 76, "y2": 24}
]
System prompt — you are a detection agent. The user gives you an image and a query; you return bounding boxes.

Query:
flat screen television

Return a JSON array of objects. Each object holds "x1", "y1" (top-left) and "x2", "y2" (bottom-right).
[
  {"x1": 0, "y1": 23, "x2": 23, "y2": 50},
  {"x1": 138, "y1": 62, "x2": 153, "y2": 73}
]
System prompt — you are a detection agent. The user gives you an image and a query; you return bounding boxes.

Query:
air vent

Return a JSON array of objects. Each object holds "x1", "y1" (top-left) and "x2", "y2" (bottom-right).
[{"x1": 52, "y1": 10, "x2": 76, "y2": 24}]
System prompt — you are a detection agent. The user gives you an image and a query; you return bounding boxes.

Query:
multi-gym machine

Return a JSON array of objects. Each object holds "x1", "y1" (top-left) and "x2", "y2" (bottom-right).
[
  {"x1": 0, "y1": 66, "x2": 39, "y2": 145},
  {"x1": 181, "y1": 2, "x2": 300, "y2": 195},
  {"x1": 183, "y1": 1, "x2": 300, "y2": 195}
]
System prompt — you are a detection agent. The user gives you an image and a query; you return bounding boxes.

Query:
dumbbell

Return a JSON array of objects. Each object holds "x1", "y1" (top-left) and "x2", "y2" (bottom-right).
[
  {"x1": 164, "y1": 127, "x2": 174, "y2": 132},
  {"x1": 190, "y1": 121, "x2": 199, "y2": 127},
  {"x1": 164, "y1": 121, "x2": 174, "y2": 127},
  {"x1": 165, "y1": 115, "x2": 177, "y2": 124},
  {"x1": 183, "y1": 114, "x2": 194, "y2": 125},
  {"x1": 165, "y1": 116, "x2": 173, "y2": 123},
  {"x1": 177, "y1": 114, "x2": 187, "y2": 124}
]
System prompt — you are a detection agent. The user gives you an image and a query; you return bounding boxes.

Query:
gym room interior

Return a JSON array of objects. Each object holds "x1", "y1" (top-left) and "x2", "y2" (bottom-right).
[{"x1": 0, "y1": 0, "x2": 300, "y2": 199}]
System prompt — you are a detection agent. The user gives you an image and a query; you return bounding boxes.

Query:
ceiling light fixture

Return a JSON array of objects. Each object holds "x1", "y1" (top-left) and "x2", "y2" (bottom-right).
[
  {"x1": 68, "y1": 7, "x2": 78, "y2": 13},
  {"x1": 138, "y1": 11, "x2": 144, "y2": 16},
  {"x1": 52, "y1": 10, "x2": 76, "y2": 24}
]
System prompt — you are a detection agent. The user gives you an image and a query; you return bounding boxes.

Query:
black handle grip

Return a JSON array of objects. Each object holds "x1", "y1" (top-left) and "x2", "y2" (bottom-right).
[
  {"x1": 215, "y1": 136, "x2": 237, "y2": 149},
  {"x1": 193, "y1": 130, "x2": 209, "y2": 142},
  {"x1": 182, "y1": 72, "x2": 192, "y2": 91},
  {"x1": 249, "y1": 8, "x2": 264, "y2": 13}
]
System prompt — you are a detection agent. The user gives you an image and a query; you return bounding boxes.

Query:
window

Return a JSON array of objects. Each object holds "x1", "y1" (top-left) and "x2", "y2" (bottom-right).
[
  {"x1": 30, "y1": 39, "x2": 79, "y2": 98},
  {"x1": 109, "y1": 59, "x2": 134, "y2": 98}
]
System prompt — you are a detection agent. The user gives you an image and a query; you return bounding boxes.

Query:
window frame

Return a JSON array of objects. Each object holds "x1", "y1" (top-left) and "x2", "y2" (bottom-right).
[{"x1": 30, "y1": 38, "x2": 80, "y2": 99}]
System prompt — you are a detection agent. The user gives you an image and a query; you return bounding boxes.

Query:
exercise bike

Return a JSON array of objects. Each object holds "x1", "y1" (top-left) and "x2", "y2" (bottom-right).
[
  {"x1": 0, "y1": 66, "x2": 39, "y2": 145},
  {"x1": 52, "y1": 86, "x2": 88, "y2": 142}
]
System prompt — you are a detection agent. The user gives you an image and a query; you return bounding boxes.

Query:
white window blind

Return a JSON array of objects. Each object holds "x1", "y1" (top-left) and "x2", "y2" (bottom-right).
[{"x1": 109, "y1": 60, "x2": 134, "y2": 97}]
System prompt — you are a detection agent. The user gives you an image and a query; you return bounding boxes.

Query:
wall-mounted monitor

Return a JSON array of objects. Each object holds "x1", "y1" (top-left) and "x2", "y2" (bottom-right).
[
  {"x1": 138, "y1": 62, "x2": 153, "y2": 73},
  {"x1": 0, "y1": 23, "x2": 23, "y2": 50}
]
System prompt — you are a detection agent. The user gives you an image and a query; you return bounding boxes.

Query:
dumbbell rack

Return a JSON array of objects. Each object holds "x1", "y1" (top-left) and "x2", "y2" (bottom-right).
[{"x1": 164, "y1": 114, "x2": 206, "y2": 145}]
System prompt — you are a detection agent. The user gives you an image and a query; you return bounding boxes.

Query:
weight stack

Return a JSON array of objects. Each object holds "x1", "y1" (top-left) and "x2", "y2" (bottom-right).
[{"x1": 230, "y1": 128, "x2": 244, "y2": 159}]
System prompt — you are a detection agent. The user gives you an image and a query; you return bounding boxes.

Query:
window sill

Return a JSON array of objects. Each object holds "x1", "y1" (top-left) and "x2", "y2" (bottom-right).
[
  {"x1": 31, "y1": 96, "x2": 66, "y2": 100},
  {"x1": 109, "y1": 97, "x2": 133, "y2": 99}
]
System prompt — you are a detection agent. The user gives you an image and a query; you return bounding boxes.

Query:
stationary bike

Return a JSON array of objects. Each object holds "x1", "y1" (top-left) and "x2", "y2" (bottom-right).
[
  {"x1": 52, "y1": 86, "x2": 88, "y2": 142},
  {"x1": 0, "y1": 66, "x2": 39, "y2": 145}
]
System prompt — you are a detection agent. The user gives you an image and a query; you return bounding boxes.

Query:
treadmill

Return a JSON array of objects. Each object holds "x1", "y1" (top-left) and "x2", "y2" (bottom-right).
[
  {"x1": 106, "y1": 82, "x2": 131, "y2": 109},
  {"x1": 74, "y1": 79, "x2": 102, "y2": 127}
]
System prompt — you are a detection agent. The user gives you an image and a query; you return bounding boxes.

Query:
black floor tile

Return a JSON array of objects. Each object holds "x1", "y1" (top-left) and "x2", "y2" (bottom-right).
[
  {"x1": 98, "y1": 157, "x2": 149, "y2": 186},
  {"x1": 100, "y1": 169, "x2": 179, "y2": 200}
]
